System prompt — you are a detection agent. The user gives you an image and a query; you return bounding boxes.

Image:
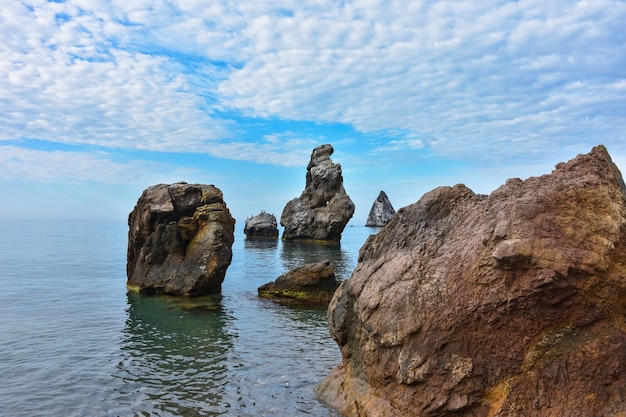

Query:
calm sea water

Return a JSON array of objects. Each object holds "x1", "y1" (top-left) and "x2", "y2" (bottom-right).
[{"x1": 0, "y1": 220, "x2": 377, "y2": 417}]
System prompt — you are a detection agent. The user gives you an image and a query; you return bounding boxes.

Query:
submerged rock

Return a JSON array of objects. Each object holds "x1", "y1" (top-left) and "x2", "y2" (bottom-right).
[
  {"x1": 365, "y1": 190, "x2": 395, "y2": 227},
  {"x1": 244, "y1": 211, "x2": 279, "y2": 239},
  {"x1": 258, "y1": 259, "x2": 340, "y2": 305},
  {"x1": 317, "y1": 146, "x2": 626, "y2": 417},
  {"x1": 127, "y1": 182, "x2": 235, "y2": 296},
  {"x1": 281, "y1": 144, "x2": 355, "y2": 241}
]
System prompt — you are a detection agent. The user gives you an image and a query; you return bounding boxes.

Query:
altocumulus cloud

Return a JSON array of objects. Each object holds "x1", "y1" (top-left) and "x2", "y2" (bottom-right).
[
  {"x1": 0, "y1": 145, "x2": 200, "y2": 184},
  {"x1": 0, "y1": 1, "x2": 231, "y2": 153},
  {"x1": 218, "y1": 0, "x2": 626, "y2": 159},
  {"x1": 1, "y1": 0, "x2": 625, "y2": 181}
]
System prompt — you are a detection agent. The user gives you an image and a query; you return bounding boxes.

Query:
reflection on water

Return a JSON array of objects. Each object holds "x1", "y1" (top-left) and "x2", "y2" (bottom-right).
[
  {"x1": 115, "y1": 293, "x2": 233, "y2": 416},
  {"x1": 0, "y1": 222, "x2": 377, "y2": 417},
  {"x1": 281, "y1": 240, "x2": 356, "y2": 280},
  {"x1": 113, "y1": 244, "x2": 344, "y2": 417},
  {"x1": 244, "y1": 238, "x2": 279, "y2": 252}
]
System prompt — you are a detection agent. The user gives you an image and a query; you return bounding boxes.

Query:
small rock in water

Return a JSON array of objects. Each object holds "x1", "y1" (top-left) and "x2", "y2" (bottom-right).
[
  {"x1": 244, "y1": 211, "x2": 279, "y2": 239},
  {"x1": 258, "y1": 259, "x2": 340, "y2": 305}
]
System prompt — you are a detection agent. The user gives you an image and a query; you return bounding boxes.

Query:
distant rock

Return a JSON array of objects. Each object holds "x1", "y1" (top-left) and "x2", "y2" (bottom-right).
[
  {"x1": 127, "y1": 182, "x2": 235, "y2": 296},
  {"x1": 244, "y1": 211, "x2": 279, "y2": 239},
  {"x1": 280, "y1": 144, "x2": 355, "y2": 241},
  {"x1": 258, "y1": 259, "x2": 340, "y2": 305},
  {"x1": 316, "y1": 146, "x2": 626, "y2": 417},
  {"x1": 365, "y1": 190, "x2": 395, "y2": 227}
]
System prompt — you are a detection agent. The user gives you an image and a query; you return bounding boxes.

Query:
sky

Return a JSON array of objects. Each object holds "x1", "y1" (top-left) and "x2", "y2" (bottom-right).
[{"x1": 1, "y1": 0, "x2": 625, "y2": 227}]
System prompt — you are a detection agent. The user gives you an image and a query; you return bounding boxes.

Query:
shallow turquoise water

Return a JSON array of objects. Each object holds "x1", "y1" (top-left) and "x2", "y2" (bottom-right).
[{"x1": 0, "y1": 220, "x2": 376, "y2": 416}]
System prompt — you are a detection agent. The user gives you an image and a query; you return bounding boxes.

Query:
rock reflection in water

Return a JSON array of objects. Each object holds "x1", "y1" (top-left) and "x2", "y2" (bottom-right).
[
  {"x1": 115, "y1": 292, "x2": 233, "y2": 416},
  {"x1": 280, "y1": 240, "x2": 355, "y2": 281},
  {"x1": 243, "y1": 237, "x2": 279, "y2": 253}
]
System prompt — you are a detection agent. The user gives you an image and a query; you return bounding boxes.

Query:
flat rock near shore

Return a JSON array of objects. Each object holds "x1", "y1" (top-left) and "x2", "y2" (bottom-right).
[
  {"x1": 317, "y1": 145, "x2": 626, "y2": 417},
  {"x1": 258, "y1": 259, "x2": 340, "y2": 305}
]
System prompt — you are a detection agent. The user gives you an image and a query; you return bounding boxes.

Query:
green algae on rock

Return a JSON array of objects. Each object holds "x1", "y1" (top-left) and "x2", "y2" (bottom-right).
[{"x1": 258, "y1": 259, "x2": 340, "y2": 306}]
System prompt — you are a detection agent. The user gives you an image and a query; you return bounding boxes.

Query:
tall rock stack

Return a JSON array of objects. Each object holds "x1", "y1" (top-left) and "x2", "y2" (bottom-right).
[
  {"x1": 127, "y1": 182, "x2": 235, "y2": 296},
  {"x1": 281, "y1": 144, "x2": 355, "y2": 241},
  {"x1": 365, "y1": 190, "x2": 396, "y2": 227},
  {"x1": 316, "y1": 146, "x2": 626, "y2": 417}
]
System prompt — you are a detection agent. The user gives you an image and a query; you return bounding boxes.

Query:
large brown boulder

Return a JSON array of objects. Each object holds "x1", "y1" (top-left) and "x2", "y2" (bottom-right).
[
  {"x1": 127, "y1": 182, "x2": 235, "y2": 296},
  {"x1": 316, "y1": 145, "x2": 626, "y2": 417},
  {"x1": 281, "y1": 144, "x2": 355, "y2": 241}
]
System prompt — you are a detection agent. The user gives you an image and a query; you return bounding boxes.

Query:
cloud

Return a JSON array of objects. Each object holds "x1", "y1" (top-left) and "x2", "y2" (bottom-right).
[
  {"x1": 373, "y1": 137, "x2": 424, "y2": 153},
  {"x1": 206, "y1": 134, "x2": 319, "y2": 166},
  {"x1": 0, "y1": 0, "x2": 230, "y2": 152},
  {"x1": 1, "y1": 0, "x2": 625, "y2": 170},
  {"x1": 216, "y1": 0, "x2": 626, "y2": 159},
  {"x1": 0, "y1": 145, "x2": 196, "y2": 184}
]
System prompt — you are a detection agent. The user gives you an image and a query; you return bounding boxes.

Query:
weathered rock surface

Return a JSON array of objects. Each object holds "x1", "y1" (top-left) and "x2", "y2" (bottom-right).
[
  {"x1": 127, "y1": 182, "x2": 235, "y2": 296},
  {"x1": 244, "y1": 211, "x2": 279, "y2": 239},
  {"x1": 281, "y1": 144, "x2": 355, "y2": 241},
  {"x1": 365, "y1": 190, "x2": 396, "y2": 227},
  {"x1": 258, "y1": 259, "x2": 340, "y2": 305},
  {"x1": 316, "y1": 145, "x2": 626, "y2": 417}
]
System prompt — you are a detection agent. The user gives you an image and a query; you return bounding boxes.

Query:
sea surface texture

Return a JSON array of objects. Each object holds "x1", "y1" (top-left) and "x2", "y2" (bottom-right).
[{"x1": 0, "y1": 220, "x2": 375, "y2": 416}]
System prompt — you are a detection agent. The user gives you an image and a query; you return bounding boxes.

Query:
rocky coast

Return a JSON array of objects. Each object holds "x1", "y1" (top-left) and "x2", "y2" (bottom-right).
[
  {"x1": 123, "y1": 144, "x2": 626, "y2": 416},
  {"x1": 317, "y1": 145, "x2": 626, "y2": 417}
]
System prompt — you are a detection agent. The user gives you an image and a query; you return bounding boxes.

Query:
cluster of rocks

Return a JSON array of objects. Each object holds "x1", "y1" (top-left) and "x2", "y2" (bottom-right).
[
  {"x1": 126, "y1": 143, "x2": 626, "y2": 417},
  {"x1": 244, "y1": 143, "x2": 394, "y2": 241},
  {"x1": 127, "y1": 144, "x2": 360, "y2": 299},
  {"x1": 316, "y1": 145, "x2": 626, "y2": 417}
]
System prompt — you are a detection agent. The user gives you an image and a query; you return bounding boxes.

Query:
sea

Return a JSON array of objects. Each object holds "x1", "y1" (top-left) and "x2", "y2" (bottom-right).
[{"x1": 0, "y1": 220, "x2": 378, "y2": 417}]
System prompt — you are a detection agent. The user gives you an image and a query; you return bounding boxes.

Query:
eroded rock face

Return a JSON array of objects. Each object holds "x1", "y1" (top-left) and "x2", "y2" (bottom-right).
[
  {"x1": 244, "y1": 211, "x2": 279, "y2": 239},
  {"x1": 317, "y1": 146, "x2": 626, "y2": 417},
  {"x1": 258, "y1": 259, "x2": 340, "y2": 305},
  {"x1": 127, "y1": 182, "x2": 235, "y2": 296},
  {"x1": 365, "y1": 190, "x2": 395, "y2": 227},
  {"x1": 281, "y1": 144, "x2": 355, "y2": 241}
]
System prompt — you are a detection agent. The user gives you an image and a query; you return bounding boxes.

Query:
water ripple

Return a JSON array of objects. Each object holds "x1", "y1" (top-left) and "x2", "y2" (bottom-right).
[{"x1": 0, "y1": 220, "x2": 377, "y2": 416}]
